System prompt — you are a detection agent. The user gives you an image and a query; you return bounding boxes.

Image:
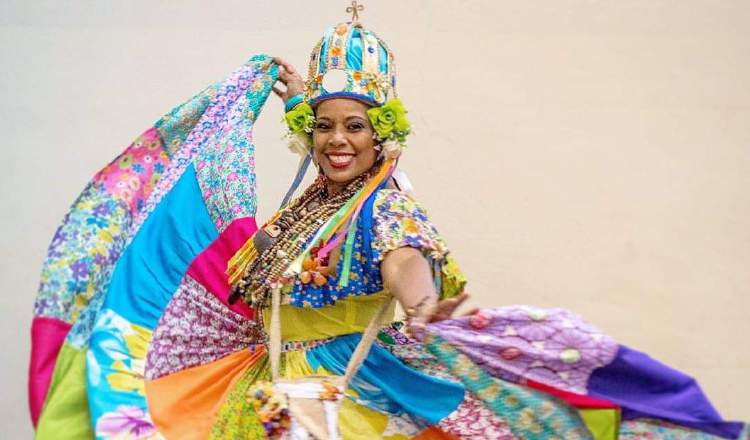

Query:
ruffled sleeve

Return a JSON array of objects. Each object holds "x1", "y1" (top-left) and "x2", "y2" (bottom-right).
[{"x1": 371, "y1": 189, "x2": 466, "y2": 299}]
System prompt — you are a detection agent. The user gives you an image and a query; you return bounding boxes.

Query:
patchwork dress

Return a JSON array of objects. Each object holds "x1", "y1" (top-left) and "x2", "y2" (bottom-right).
[{"x1": 30, "y1": 54, "x2": 749, "y2": 440}]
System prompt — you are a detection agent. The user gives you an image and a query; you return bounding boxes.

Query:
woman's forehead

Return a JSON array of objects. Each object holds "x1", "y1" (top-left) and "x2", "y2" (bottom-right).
[{"x1": 315, "y1": 98, "x2": 370, "y2": 118}]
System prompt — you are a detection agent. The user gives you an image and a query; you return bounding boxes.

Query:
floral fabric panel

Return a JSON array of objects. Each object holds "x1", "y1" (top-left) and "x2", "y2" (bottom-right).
[
  {"x1": 371, "y1": 189, "x2": 449, "y2": 263},
  {"x1": 619, "y1": 419, "x2": 729, "y2": 440},
  {"x1": 155, "y1": 84, "x2": 216, "y2": 157},
  {"x1": 145, "y1": 276, "x2": 263, "y2": 380},
  {"x1": 423, "y1": 332, "x2": 592, "y2": 440},
  {"x1": 194, "y1": 78, "x2": 269, "y2": 231},
  {"x1": 87, "y1": 308, "x2": 156, "y2": 439},
  {"x1": 35, "y1": 183, "x2": 129, "y2": 323},
  {"x1": 438, "y1": 392, "x2": 518, "y2": 439},
  {"x1": 94, "y1": 127, "x2": 170, "y2": 216},
  {"x1": 429, "y1": 306, "x2": 620, "y2": 395}
]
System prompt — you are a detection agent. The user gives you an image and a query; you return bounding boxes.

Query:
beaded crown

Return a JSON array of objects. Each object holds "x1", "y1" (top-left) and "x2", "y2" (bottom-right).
[{"x1": 305, "y1": 22, "x2": 397, "y2": 107}]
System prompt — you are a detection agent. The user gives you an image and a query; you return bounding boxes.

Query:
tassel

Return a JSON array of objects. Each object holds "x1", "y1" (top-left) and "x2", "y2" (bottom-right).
[
  {"x1": 337, "y1": 218, "x2": 359, "y2": 287},
  {"x1": 226, "y1": 234, "x2": 259, "y2": 285}
]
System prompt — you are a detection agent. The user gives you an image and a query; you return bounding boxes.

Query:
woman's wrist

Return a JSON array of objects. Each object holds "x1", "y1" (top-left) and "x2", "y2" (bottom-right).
[{"x1": 284, "y1": 93, "x2": 305, "y2": 113}]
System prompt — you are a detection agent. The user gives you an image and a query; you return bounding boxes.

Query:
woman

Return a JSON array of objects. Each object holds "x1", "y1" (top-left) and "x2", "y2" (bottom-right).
[{"x1": 30, "y1": 20, "x2": 747, "y2": 440}]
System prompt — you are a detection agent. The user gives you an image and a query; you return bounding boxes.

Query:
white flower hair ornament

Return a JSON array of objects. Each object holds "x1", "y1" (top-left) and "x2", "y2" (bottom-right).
[{"x1": 283, "y1": 102, "x2": 315, "y2": 156}]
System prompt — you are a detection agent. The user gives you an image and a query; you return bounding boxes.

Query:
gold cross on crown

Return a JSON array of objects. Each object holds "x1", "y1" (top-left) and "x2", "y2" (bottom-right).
[{"x1": 346, "y1": 1, "x2": 364, "y2": 22}]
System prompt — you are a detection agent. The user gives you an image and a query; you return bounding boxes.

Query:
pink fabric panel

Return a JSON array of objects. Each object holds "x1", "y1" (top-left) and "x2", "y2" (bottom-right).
[
  {"x1": 187, "y1": 216, "x2": 257, "y2": 319},
  {"x1": 28, "y1": 316, "x2": 72, "y2": 426}
]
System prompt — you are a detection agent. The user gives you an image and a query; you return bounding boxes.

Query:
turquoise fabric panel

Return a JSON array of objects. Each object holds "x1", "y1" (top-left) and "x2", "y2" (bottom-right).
[
  {"x1": 103, "y1": 164, "x2": 218, "y2": 329},
  {"x1": 318, "y1": 27, "x2": 333, "y2": 74},
  {"x1": 379, "y1": 41, "x2": 388, "y2": 74},
  {"x1": 306, "y1": 334, "x2": 464, "y2": 424},
  {"x1": 346, "y1": 27, "x2": 363, "y2": 71}
]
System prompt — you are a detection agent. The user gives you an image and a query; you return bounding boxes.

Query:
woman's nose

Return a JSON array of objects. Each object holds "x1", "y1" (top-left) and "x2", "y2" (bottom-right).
[{"x1": 329, "y1": 128, "x2": 347, "y2": 145}]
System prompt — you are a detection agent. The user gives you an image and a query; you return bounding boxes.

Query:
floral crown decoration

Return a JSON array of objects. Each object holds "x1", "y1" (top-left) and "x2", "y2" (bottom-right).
[{"x1": 283, "y1": 21, "x2": 411, "y2": 159}]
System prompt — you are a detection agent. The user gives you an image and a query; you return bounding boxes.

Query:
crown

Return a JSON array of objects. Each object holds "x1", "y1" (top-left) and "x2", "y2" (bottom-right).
[{"x1": 305, "y1": 22, "x2": 397, "y2": 107}]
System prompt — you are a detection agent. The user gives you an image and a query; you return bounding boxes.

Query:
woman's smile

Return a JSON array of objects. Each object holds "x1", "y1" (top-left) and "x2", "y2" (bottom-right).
[{"x1": 325, "y1": 152, "x2": 356, "y2": 169}]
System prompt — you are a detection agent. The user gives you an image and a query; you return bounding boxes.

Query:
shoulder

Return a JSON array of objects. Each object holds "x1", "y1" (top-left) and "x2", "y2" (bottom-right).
[{"x1": 372, "y1": 189, "x2": 429, "y2": 221}]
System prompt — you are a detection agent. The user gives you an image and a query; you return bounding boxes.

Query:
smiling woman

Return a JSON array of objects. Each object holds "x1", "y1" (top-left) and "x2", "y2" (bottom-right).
[
  {"x1": 312, "y1": 99, "x2": 379, "y2": 193},
  {"x1": 26, "y1": 10, "x2": 750, "y2": 440}
]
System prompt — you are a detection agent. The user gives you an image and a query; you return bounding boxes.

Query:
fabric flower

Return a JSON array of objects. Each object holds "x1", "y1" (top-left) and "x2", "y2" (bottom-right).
[
  {"x1": 367, "y1": 98, "x2": 410, "y2": 142},
  {"x1": 285, "y1": 102, "x2": 314, "y2": 134}
]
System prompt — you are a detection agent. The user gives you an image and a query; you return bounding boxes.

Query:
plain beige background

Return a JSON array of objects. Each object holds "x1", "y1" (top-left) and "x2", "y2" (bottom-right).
[{"x1": 2, "y1": 1, "x2": 748, "y2": 437}]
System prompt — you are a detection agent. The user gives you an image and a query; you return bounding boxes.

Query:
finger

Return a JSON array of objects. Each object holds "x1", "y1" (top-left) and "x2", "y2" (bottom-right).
[
  {"x1": 451, "y1": 292, "x2": 470, "y2": 309},
  {"x1": 273, "y1": 56, "x2": 297, "y2": 74}
]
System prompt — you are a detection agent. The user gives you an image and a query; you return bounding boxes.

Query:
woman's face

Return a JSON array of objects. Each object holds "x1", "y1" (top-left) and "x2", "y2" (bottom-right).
[{"x1": 312, "y1": 98, "x2": 377, "y2": 191}]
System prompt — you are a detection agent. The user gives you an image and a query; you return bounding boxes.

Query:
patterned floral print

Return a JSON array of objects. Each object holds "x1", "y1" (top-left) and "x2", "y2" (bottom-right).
[
  {"x1": 144, "y1": 276, "x2": 263, "y2": 380},
  {"x1": 94, "y1": 128, "x2": 170, "y2": 215},
  {"x1": 429, "y1": 306, "x2": 619, "y2": 394},
  {"x1": 194, "y1": 92, "x2": 259, "y2": 231},
  {"x1": 207, "y1": 361, "x2": 268, "y2": 440},
  {"x1": 438, "y1": 392, "x2": 518, "y2": 439},
  {"x1": 371, "y1": 189, "x2": 448, "y2": 263},
  {"x1": 35, "y1": 184, "x2": 129, "y2": 323},
  {"x1": 424, "y1": 332, "x2": 592, "y2": 440},
  {"x1": 155, "y1": 85, "x2": 216, "y2": 157},
  {"x1": 620, "y1": 419, "x2": 727, "y2": 439}
]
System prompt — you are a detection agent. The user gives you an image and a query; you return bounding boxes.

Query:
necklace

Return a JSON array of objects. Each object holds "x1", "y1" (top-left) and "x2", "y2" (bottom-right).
[{"x1": 229, "y1": 170, "x2": 373, "y2": 308}]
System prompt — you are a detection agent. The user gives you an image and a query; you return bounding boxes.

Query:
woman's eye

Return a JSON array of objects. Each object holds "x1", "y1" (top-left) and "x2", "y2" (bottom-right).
[
  {"x1": 348, "y1": 123, "x2": 364, "y2": 131},
  {"x1": 315, "y1": 122, "x2": 330, "y2": 130}
]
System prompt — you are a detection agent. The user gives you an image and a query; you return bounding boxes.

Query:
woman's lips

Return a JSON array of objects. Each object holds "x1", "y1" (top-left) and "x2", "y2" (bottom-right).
[{"x1": 326, "y1": 153, "x2": 355, "y2": 169}]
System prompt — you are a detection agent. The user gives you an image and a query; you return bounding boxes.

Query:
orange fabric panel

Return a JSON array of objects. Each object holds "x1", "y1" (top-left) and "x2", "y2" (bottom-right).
[
  {"x1": 145, "y1": 347, "x2": 265, "y2": 440},
  {"x1": 412, "y1": 426, "x2": 460, "y2": 440}
]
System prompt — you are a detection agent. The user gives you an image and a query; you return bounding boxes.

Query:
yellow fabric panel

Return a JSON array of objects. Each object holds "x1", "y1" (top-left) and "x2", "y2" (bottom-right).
[
  {"x1": 265, "y1": 291, "x2": 395, "y2": 341},
  {"x1": 579, "y1": 408, "x2": 621, "y2": 440},
  {"x1": 339, "y1": 397, "x2": 391, "y2": 440}
]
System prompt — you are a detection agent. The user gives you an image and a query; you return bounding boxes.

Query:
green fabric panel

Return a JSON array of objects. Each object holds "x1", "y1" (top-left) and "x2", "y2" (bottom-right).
[
  {"x1": 580, "y1": 408, "x2": 620, "y2": 440},
  {"x1": 36, "y1": 343, "x2": 93, "y2": 440},
  {"x1": 208, "y1": 356, "x2": 269, "y2": 440}
]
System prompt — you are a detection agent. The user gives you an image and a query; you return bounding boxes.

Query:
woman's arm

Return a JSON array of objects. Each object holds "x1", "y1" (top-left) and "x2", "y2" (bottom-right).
[{"x1": 381, "y1": 247, "x2": 471, "y2": 335}]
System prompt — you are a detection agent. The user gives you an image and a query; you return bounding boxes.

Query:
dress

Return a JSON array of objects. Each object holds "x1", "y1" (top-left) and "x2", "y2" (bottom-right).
[{"x1": 29, "y1": 54, "x2": 749, "y2": 440}]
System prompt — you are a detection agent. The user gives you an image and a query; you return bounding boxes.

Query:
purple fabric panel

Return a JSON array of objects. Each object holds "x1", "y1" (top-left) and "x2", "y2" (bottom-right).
[{"x1": 588, "y1": 345, "x2": 743, "y2": 439}]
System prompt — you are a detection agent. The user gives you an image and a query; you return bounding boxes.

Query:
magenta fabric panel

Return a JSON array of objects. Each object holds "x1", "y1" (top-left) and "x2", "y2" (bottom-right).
[
  {"x1": 28, "y1": 316, "x2": 72, "y2": 426},
  {"x1": 186, "y1": 216, "x2": 257, "y2": 319}
]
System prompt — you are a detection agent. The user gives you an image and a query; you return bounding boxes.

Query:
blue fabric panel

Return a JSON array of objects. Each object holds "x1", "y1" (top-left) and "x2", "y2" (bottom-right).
[
  {"x1": 588, "y1": 345, "x2": 744, "y2": 439},
  {"x1": 306, "y1": 333, "x2": 464, "y2": 424},
  {"x1": 379, "y1": 41, "x2": 388, "y2": 74},
  {"x1": 318, "y1": 27, "x2": 333, "y2": 74},
  {"x1": 103, "y1": 164, "x2": 218, "y2": 329},
  {"x1": 346, "y1": 27, "x2": 363, "y2": 71}
]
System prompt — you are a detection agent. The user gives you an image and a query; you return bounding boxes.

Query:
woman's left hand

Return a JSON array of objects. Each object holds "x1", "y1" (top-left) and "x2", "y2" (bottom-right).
[
  {"x1": 407, "y1": 292, "x2": 476, "y2": 340},
  {"x1": 272, "y1": 56, "x2": 305, "y2": 106},
  {"x1": 427, "y1": 292, "x2": 475, "y2": 323}
]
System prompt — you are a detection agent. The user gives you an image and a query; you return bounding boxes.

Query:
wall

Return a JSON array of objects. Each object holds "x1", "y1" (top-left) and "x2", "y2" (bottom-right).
[{"x1": 1, "y1": 1, "x2": 748, "y2": 437}]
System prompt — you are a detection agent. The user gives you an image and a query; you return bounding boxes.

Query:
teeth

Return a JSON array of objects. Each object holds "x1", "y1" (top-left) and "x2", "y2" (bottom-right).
[{"x1": 328, "y1": 155, "x2": 353, "y2": 164}]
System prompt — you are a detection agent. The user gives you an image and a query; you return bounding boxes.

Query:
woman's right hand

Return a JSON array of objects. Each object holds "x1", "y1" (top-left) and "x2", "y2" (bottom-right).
[{"x1": 272, "y1": 56, "x2": 305, "y2": 106}]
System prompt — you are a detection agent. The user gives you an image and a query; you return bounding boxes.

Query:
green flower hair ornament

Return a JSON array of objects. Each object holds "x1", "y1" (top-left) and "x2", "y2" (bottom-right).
[
  {"x1": 284, "y1": 102, "x2": 315, "y2": 156},
  {"x1": 367, "y1": 98, "x2": 411, "y2": 159}
]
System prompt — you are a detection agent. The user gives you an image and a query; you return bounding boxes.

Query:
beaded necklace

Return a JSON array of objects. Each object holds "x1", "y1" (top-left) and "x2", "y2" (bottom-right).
[{"x1": 229, "y1": 169, "x2": 373, "y2": 308}]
